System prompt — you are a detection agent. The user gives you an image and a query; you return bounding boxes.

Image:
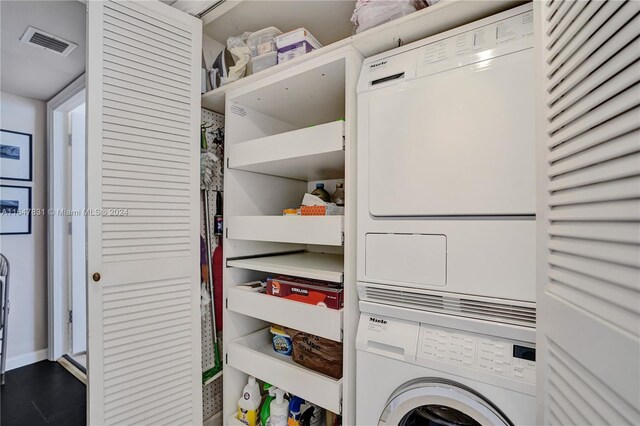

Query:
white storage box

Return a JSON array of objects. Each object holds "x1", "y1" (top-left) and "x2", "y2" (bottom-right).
[
  {"x1": 248, "y1": 51, "x2": 277, "y2": 75},
  {"x1": 274, "y1": 28, "x2": 322, "y2": 63},
  {"x1": 247, "y1": 27, "x2": 282, "y2": 57}
]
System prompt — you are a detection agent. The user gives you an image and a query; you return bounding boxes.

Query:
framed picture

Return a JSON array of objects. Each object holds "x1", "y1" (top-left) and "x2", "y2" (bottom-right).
[
  {"x1": 0, "y1": 185, "x2": 31, "y2": 235},
  {"x1": 0, "y1": 129, "x2": 33, "y2": 181}
]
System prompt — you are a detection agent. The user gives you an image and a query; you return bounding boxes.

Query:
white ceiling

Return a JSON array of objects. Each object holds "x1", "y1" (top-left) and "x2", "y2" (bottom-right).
[{"x1": 1, "y1": 0, "x2": 86, "y2": 101}]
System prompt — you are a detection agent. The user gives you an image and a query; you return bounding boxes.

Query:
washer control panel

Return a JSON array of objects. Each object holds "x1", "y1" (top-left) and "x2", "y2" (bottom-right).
[{"x1": 418, "y1": 325, "x2": 536, "y2": 384}]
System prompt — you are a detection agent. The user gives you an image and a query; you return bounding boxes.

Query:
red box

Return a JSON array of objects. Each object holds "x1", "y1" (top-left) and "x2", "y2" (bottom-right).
[
  {"x1": 301, "y1": 205, "x2": 326, "y2": 216},
  {"x1": 266, "y1": 275, "x2": 343, "y2": 310}
]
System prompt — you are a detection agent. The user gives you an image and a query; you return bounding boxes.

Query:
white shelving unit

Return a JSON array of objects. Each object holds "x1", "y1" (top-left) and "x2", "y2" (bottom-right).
[
  {"x1": 227, "y1": 216, "x2": 344, "y2": 246},
  {"x1": 227, "y1": 415, "x2": 245, "y2": 426},
  {"x1": 227, "y1": 288, "x2": 343, "y2": 341},
  {"x1": 228, "y1": 329, "x2": 343, "y2": 414},
  {"x1": 222, "y1": 46, "x2": 362, "y2": 424},
  {"x1": 227, "y1": 252, "x2": 344, "y2": 283},
  {"x1": 228, "y1": 121, "x2": 345, "y2": 180}
]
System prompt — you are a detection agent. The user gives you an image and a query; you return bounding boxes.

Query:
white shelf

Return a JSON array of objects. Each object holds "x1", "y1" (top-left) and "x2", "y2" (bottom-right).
[
  {"x1": 227, "y1": 252, "x2": 344, "y2": 283},
  {"x1": 228, "y1": 328, "x2": 343, "y2": 413},
  {"x1": 227, "y1": 414, "x2": 244, "y2": 426},
  {"x1": 201, "y1": 40, "x2": 350, "y2": 114},
  {"x1": 227, "y1": 216, "x2": 344, "y2": 246},
  {"x1": 229, "y1": 121, "x2": 345, "y2": 181},
  {"x1": 227, "y1": 286, "x2": 343, "y2": 341}
]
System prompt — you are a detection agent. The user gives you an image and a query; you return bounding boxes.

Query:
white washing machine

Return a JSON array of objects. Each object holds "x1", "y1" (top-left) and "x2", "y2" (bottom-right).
[
  {"x1": 356, "y1": 302, "x2": 536, "y2": 425},
  {"x1": 356, "y1": 4, "x2": 536, "y2": 327}
]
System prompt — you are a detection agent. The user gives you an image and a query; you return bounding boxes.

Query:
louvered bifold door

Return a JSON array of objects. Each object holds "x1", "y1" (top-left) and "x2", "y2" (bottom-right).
[
  {"x1": 86, "y1": 1, "x2": 202, "y2": 425},
  {"x1": 536, "y1": 1, "x2": 640, "y2": 425}
]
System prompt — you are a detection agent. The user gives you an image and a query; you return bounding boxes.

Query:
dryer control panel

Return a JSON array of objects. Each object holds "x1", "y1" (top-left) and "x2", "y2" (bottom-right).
[{"x1": 418, "y1": 325, "x2": 536, "y2": 384}]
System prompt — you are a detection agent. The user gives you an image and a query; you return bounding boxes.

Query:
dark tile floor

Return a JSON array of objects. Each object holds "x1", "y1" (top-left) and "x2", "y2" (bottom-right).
[{"x1": 1, "y1": 361, "x2": 86, "y2": 426}]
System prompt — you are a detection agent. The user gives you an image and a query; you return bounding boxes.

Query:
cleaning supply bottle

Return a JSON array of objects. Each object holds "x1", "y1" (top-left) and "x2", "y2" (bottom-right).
[
  {"x1": 270, "y1": 388, "x2": 289, "y2": 426},
  {"x1": 310, "y1": 183, "x2": 331, "y2": 203},
  {"x1": 299, "y1": 402, "x2": 323, "y2": 426},
  {"x1": 331, "y1": 183, "x2": 345, "y2": 206},
  {"x1": 259, "y1": 384, "x2": 276, "y2": 426},
  {"x1": 287, "y1": 396, "x2": 305, "y2": 426},
  {"x1": 238, "y1": 376, "x2": 261, "y2": 426}
]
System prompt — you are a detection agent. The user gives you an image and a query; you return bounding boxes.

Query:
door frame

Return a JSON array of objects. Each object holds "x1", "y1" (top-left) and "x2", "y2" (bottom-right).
[{"x1": 46, "y1": 74, "x2": 86, "y2": 361}]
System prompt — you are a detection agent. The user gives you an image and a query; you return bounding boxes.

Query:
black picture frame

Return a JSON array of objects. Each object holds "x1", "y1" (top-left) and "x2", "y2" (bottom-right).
[
  {"x1": 0, "y1": 129, "x2": 33, "y2": 182},
  {"x1": 0, "y1": 184, "x2": 32, "y2": 235}
]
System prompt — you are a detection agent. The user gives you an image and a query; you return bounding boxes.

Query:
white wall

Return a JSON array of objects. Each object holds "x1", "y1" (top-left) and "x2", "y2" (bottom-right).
[{"x1": 0, "y1": 91, "x2": 48, "y2": 369}]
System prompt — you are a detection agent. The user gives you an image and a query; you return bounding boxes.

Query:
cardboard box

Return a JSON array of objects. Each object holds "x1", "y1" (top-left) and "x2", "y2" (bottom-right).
[{"x1": 267, "y1": 275, "x2": 343, "y2": 310}]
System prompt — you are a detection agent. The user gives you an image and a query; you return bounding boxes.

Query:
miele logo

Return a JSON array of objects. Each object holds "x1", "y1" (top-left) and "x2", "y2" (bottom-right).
[
  {"x1": 369, "y1": 60, "x2": 387, "y2": 69},
  {"x1": 369, "y1": 317, "x2": 387, "y2": 324}
]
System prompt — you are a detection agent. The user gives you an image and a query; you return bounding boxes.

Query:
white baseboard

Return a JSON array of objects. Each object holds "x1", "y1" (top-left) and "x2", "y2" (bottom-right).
[{"x1": 5, "y1": 349, "x2": 48, "y2": 371}]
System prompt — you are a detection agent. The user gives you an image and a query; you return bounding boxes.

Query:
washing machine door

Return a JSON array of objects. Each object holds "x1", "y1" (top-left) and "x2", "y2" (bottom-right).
[{"x1": 379, "y1": 379, "x2": 512, "y2": 426}]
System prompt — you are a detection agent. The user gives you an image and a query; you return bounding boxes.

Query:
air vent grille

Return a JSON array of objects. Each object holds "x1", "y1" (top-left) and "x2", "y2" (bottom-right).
[
  {"x1": 361, "y1": 285, "x2": 536, "y2": 327},
  {"x1": 29, "y1": 32, "x2": 69, "y2": 53},
  {"x1": 20, "y1": 26, "x2": 77, "y2": 57}
]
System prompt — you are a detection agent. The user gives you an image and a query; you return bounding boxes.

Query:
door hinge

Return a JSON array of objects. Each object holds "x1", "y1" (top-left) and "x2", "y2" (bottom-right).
[
  {"x1": 68, "y1": 221, "x2": 72, "y2": 235},
  {"x1": 342, "y1": 135, "x2": 346, "y2": 150},
  {"x1": 341, "y1": 232, "x2": 345, "y2": 246},
  {"x1": 225, "y1": 353, "x2": 228, "y2": 365},
  {"x1": 339, "y1": 399, "x2": 343, "y2": 415},
  {"x1": 340, "y1": 328, "x2": 344, "y2": 341},
  {"x1": 225, "y1": 298, "x2": 228, "y2": 309},
  {"x1": 225, "y1": 227, "x2": 228, "y2": 239},
  {"x1": 67, "y1": 133, "x2": 72, "y2": 146},
  {"x1": 68, "y1": 310, "x2": 73, "y2": 324},
  {"x1": 226, "y1": 157, "x2": 230, "y2": 168}
]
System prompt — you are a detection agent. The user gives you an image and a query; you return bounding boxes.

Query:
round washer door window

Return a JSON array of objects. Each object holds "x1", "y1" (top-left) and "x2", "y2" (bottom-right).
[
  {"x1": 379, "y1": 379, "x2": 512, "y2": 426},
  {"x1": 400, "y1": 405, "x2": 480, "y2": 426}
]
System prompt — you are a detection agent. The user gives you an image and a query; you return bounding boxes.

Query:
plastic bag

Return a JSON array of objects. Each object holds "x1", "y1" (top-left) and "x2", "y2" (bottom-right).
[
  {"x1": 224, "y1": 32, "x2": 252, "y2": 85},
  {"x1": 351, "y1": 0, "x2": 418, "y2": 34},
  {"x1": 284, "y1": 327, "x2": 343, "y2": 379}
]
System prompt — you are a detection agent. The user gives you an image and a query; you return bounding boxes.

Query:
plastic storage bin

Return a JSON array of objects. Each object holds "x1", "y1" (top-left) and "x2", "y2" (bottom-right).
[
  {"x1": 248, "y1": 51, "x2": 277, "y2": 75},
  {"x1": 275, "y1": 28, "x2": 322, "y2": 64},
  {"x1": 247, "y1": 27, "x2": 282, "y2": 57}
]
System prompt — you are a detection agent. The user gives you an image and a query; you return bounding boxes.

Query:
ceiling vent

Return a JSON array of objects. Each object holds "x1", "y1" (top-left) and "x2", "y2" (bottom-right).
[{"x1": 20, "y1": 26, "x2": 77, "y2": 57}]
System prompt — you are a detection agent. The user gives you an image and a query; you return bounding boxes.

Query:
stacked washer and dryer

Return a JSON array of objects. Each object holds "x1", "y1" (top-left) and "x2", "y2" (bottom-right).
[{"x1": 355, "y1": 4, "x2": 536, "y2": 425}]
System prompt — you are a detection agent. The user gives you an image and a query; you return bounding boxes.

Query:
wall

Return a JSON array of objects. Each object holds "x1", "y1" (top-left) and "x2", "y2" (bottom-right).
[{"x1": 0, "y1": 91, "x2": 48, "y2": 368}]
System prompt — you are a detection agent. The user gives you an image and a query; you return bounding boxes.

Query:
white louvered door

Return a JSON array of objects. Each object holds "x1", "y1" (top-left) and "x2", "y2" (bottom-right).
[
  {"x1": 86, "y1": 1, "x2": 202, "y2": 424},
  {"x1": 536, "y1": 1, "x2": 640, "y2": 424}
]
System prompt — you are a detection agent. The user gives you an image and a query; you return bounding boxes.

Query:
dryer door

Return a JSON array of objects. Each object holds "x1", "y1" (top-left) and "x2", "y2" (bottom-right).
[
  {"x1": 380, "y1": 380, "x2": 511, "y2": 426},
  {"x1": 366, "y1": 48, "x2": 534, "y2": 217}
]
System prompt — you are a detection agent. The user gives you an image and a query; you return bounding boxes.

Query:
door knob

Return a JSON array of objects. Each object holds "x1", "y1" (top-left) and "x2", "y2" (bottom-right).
[{"x1": 92, "y1": 272, "x2": 101, "y2": 282}]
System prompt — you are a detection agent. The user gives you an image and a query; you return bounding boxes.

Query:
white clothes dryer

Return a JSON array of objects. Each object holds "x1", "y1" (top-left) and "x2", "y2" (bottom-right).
[
  {"x1": 356, "y1": 3, "x2": 536, "y2": 328},
  {"x1": 356, "y1": 302, "x2": 536, "y2": 426}
]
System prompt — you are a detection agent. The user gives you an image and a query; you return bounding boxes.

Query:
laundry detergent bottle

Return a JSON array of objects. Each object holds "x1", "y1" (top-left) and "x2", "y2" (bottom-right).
[
  {"x1": 270, "y1": 388, "x2": 289, "y2": 426},
  {"x1": 238, "y1": 376, "x2": 261, "y2": 426},
  {"x1": 287, "y1": 396, "x2": 305, "y2": 426}
]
